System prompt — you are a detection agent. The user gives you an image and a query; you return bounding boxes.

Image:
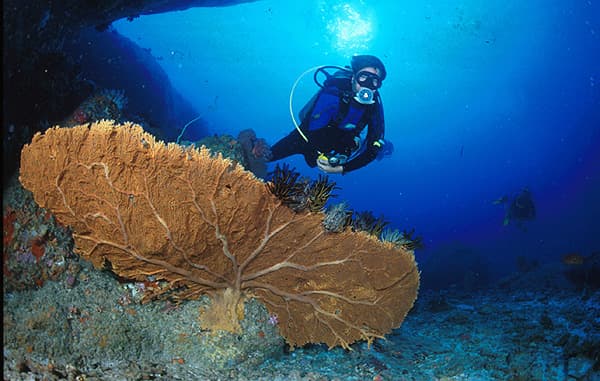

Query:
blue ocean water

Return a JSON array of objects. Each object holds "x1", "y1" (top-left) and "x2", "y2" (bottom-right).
[{"x1": 114, "y1": 0, "x2": 600, "y2": 285}]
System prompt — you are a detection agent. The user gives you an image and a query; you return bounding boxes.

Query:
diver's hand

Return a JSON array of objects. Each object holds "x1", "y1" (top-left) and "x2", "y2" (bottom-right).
[{"x1": 316, "y1": 157, "x2": 344, "y2": 174}]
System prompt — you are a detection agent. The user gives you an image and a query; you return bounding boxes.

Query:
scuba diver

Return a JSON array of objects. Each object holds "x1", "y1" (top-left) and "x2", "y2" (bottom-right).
[
  {"x1": 269, "y1": 54, "x2": 390, "y2": 175},
  {"x1": 493, "y1": 187, "x2": 536, "y2": 230}
]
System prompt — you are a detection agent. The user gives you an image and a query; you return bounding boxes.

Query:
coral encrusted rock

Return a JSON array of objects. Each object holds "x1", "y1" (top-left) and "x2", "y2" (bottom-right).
[{"x1": 19, "y1": 121, "x2": 419, "y2": 349}]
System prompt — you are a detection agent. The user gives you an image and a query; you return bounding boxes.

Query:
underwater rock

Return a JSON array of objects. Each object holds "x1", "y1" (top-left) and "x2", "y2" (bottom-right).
[
  {"x1": 237, "y1": 129, "x2": 272, "y2": 179},
  {"x1": 2, "y1": 176, "x2": 78, "y2": 292},
  {"x1": 4, "y1": 0, "x2": 248, "y2": 181},
  {"x1": 3, "y1": 260, "x2": 284, "y2": 372},
  {"x1": 62, "y1": 89, "x2": 128, "y2": 127}
]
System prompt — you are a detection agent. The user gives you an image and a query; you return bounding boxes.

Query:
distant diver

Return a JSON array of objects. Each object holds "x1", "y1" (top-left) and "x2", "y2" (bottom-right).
[{"x1": 493, "y1": 187, "x2": 536, "y2": 230}]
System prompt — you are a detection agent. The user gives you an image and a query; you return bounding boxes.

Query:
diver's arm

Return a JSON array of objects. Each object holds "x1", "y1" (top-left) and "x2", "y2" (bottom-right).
[{"x1": 341, "y1": 141, "x2": 382, "y2": 173}]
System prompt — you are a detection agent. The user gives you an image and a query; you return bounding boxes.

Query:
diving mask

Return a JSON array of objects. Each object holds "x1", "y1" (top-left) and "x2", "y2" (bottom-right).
[
  {"x1": 354, "y1": 70, "x2": 381, "y2": 104},
  {"x1": 355, "y1": 71, "x2": 381, "y2": 90}
]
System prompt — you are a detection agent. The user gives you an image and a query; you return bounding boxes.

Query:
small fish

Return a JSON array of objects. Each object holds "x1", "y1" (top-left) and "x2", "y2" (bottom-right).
[
  {"x1": 493, "y1": 195, "x2": 508, "y2": 205},
  {"x1": 561, "y1": 253, "x2": 585, "y2": 265}
]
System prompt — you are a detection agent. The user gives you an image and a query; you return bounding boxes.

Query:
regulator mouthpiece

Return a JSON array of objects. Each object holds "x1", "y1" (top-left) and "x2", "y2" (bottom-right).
[{"x1": 355, "y1": 88, "x2": 375, "y2": 105}]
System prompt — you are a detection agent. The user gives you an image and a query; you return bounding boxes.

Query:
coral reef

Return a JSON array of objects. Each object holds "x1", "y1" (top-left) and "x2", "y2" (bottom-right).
[
  {"x1": 194, "y1": 134, "x2": 246, "y2": 165},
  {"x1": 186, "y1": 130, "x2": 274, "y2": 179},
  {"x1": 238, "y1": 129, "x2": 272, "y2": 161},
  {"x1": 3, "y1": 258, "x2": 284, "y2": 375},
  {"x1": 380, "y1": 228, "x2": 425, "y2": 251},
  {"x1": 350, "y1": 211, "x2": 388, "y2": 238},
  {"x1": 305, "y1": 175, "x2": 339, "y2": 213},
  {"x1": 267, "y1": 163, "x2": 306, "y2": 208},
  {"x1": 237, "y1": 129, "x2": 272, "y2": 179},
  {"x1": 63, "y1": 89, "x2": 128, "y2": 126},
  {"x1": 267, "y1": 168, "x2": 424, "y2": 251},
  {"x1": 5, "y1": 268, "x2": 600, "y2": 379},
  {"x1": 267, "y1": 164, "x2": 338, "y2": 213},
  {"x1": 3, "y1": 176, "x2": 79, "y2": 292},
  {"x1": 19, "y1": 121, "x2": 420, "y2": 350},
  {"x1": 322, "y1": 202, "x2": 352, "y2": 233}
]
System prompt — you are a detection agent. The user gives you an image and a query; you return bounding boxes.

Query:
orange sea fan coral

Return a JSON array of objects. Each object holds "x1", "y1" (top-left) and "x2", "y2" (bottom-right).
[{"x1": 19, "y1": 121, "x2": 419, "y2": 349}]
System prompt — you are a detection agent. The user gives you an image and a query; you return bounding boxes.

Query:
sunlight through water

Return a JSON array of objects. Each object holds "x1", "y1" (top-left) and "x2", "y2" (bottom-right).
[{"x1": 320, "y1": 1, "x2": 373, "y2": 54}]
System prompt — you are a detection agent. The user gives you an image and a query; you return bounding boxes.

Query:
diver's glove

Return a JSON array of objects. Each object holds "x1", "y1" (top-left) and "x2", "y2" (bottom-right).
[{"x1": 316, "y1": 157, "x2": 344, "y2": 174}]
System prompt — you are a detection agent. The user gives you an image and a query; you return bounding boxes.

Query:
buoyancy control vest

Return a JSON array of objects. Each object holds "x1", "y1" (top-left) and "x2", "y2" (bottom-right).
[
  {"x1": 300, "y1": 71, "x2": 373, "y2": 136},
  {"x1": 300, "y1": 87, "x2": 376, "y2": 163}
]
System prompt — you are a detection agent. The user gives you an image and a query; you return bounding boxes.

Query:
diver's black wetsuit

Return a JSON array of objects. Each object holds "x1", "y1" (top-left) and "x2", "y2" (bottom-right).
[{"x1": 269, "y1": 75, "x2": 385, "y2": 174}]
